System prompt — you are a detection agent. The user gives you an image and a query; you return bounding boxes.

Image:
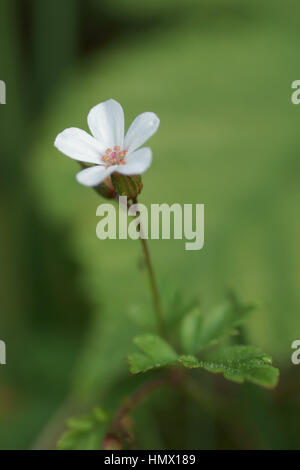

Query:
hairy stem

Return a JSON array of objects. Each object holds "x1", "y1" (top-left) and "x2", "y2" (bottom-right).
[
  {"x1": 104, "y1": 370, "x2": 182, "y2": 448},
  {"x1": 132, "y1": 197, "x2": 166, "y2": 338},
  {"x1": 93, "y1": 187, "x2": 166, "y2": 337},
  {"x1": 140, "y1": 236, "x2": 166, "y2": 337},
  {"x1": 109, "y1": 377, "x2": 168, "y2": 435}
]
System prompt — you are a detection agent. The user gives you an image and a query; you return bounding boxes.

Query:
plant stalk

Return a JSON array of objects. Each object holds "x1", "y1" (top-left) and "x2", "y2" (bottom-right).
[{"x1": 132, "y1": 197, "x2": 166, "y2": 338}]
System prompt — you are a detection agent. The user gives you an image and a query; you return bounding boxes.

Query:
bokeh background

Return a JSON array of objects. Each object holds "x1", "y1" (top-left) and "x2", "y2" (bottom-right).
[{"x1": 0, "y1": 0, "x2": 300, "y2": 450}]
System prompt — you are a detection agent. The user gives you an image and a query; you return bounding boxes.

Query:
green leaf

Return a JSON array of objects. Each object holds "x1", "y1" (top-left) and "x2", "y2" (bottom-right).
[
  {"x1": 128, "y1": 334, "x2": 178, "y2": 374},
  {"x1": 58, "y1": 407, "x2": 108, "y2": 450},
  {"x1": 162, "y1": 284, "x2": 200, "y2": 328},
  {"x1": 180, "y1": 308, "x2": 204, "y2": 354},
  {"x1": 186, "y1": 294, "x2": 254, "y2": 352},
  {"x1": 179, "y1": 345, "x2": 279, "y2": 388},
  {"x1": 128, "y1": 336, "x2": 279, "y2": 389}
]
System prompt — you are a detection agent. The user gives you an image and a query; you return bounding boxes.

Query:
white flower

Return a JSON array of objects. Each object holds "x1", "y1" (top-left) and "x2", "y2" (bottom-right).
[{"x1": 54, "y1": 99, "x2": 160, "y2": 187}]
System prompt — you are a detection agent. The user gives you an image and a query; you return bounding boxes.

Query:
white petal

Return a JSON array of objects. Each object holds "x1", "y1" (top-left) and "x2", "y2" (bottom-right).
[
  {"x1": 117, "y1": 147, "x2": 152, "y2": 175},
  {"x1": 124, "y1": 112, "x2": 160, "y2": 152},
  {"x1": 88, "y1": 99, "x2": 124, "y2": 149},
  {"x1": 76, "y1": 165, "x2": 116, "y2": 187},
  {"x1": 54, "y1": 127, "x2": 106, "y2": 164}
]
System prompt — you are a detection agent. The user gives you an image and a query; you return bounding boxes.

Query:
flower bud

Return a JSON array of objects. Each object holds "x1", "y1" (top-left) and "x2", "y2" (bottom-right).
[
  {"x1": 95, "y1": 176, "x2": 117, "y2": 199},
  {"x1": 111, "y1": 173, "x2": 143, "y2": 200}
]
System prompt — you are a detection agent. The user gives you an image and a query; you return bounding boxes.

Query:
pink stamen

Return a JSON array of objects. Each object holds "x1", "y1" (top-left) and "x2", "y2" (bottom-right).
[{"x1": 102, "y1": 148, "x2": 128, "y2": 168}]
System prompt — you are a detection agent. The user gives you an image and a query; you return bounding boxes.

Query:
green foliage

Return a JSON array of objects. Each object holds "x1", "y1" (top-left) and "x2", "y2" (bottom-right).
[
  {"x1": 58, "y1": 407, "x2": 108, "y2": 450},
  {"x1": 163, "y1": 285, "x2": 200, "y2": 329},
  {"x1": 129, "y1": 335, "x2": 279, "y2": 389},
  {"x1": 181, "y1": 294, "x2": 254, "y2": 354},
  {"x1": 180, "y1": 308, "x2": 204, "y2": 354},
  {"x1": 128, "y1": 334, "x2": 178, "y2": 374},
  {"x1": 128, "y1": 297, "x2": 278, "y2": 389},
  {"x1": 179, "y1": 346, "x2": 279, "y2": 388}
]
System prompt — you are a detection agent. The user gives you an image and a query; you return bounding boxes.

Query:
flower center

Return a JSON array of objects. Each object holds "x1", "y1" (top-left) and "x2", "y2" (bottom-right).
[{"x1": 102, "y1": 146, "x2": 128, "y2": 168}]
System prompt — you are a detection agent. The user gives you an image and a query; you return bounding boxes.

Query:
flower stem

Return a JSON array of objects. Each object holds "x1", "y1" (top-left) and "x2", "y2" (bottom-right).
[
  {"x1": 100, "y1": 191, "x2": 166, "y2": 337},
  {"x1": 133, "y1": 197, "x2": 166, "y2": 338},
  {"x1": 140, "y1": 236, "x2": 166, "y2": 337}
]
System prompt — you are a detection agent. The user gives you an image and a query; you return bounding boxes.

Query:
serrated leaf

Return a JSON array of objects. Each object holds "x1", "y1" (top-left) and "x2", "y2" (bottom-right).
[
  {"x1": 179, "y1": 346, "x2": 279, "y2": 389},
  {"x1": 58, "y1": 407, "x2": 108, "y2": 450},
  {"x1": 191, "y1": 295, "x2": 254, "y2": 352},
  {"x1": 178, "y1": 355, "x2": 200, "y2": 368},
  {"x1": 128, "y1": 334, "x2": 178, "y2": 374}
]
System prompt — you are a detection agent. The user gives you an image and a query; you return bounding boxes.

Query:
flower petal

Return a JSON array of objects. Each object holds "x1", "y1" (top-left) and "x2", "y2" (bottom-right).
[
  {"x1": 124, "y1": 112, "x2": 160, "y2": 152},
  {"x1": 88, "y1": 99, "x2": 124, "y2": 149},
  {"x1": 117, "y1": 147, "x2": 152, "y2": 175},
  {"x1": 76, "y1": 165, "x2": 116, "y2": 187},
  {"x1": 54, "y1": 127, "x2": 106, "y2": 164}
]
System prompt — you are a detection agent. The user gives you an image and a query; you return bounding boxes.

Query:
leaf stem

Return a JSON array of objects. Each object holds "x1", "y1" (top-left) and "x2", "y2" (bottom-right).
[
  {"x1": 109, "y1": 376, "x2": 168, "y2": 434},
  {"x1": 104, "y1": 370, "x2": 182, "y2": 448}
]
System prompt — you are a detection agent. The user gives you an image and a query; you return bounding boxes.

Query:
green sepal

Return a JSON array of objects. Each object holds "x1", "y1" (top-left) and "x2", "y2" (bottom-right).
[{"x1": 111, "y1": 173, "x2": 143, "y2": 199}]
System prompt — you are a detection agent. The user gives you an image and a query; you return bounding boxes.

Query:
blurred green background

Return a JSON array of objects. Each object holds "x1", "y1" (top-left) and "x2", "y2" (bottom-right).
[{"x1": 0, "y1": 0, "x2": 300, "y2": 450}]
